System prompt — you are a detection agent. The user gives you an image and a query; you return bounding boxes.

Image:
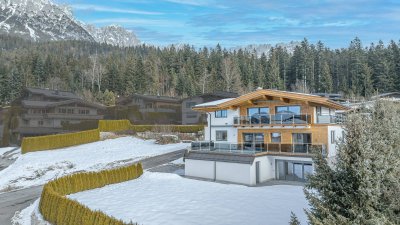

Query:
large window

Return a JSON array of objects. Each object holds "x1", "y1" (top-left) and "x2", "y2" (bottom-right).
[
  {"x1": 215, "y1": 110, "x2": 227, "y2": 118},
  {"x1": 271, "y1": 133, "x2": 281, "y2": 143},
  {"x1": 276, "y1": 106, "x2": 301, "y2": 115},
  {"x1": 292, "y1": 133, "x2": 312, "y2": 144},
  {"x1": 247, "y1": 107, "x2": 269, "y2": 116},
  {"x1": 216, "y1": 130, "x2": 228, "y2": 141}
]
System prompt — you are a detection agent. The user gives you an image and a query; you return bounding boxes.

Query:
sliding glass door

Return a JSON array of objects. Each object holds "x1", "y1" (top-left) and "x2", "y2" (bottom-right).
[{"x1": 243, "y1": 133, "x2": 264, "y2": 151}]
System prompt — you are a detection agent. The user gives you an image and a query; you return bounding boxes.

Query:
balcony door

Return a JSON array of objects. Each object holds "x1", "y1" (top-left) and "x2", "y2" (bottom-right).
[
  {"x1": 292, "y1": 133, "x2": 312, "y2": 153},
  {"x1": 247, "y1": 107, "x2": 269, "y2": 124},
  {"x1": 243, "y1": 133, "x2": 264, "y2": 151}
]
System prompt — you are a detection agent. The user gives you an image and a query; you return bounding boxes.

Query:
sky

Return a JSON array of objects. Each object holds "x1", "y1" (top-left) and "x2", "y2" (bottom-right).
[{"x1": 56, "y1": 0, "x2": 400, "y2": 48}]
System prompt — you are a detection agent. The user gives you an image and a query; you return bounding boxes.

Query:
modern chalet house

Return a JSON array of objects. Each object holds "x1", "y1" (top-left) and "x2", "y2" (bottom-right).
[
  {"x1": 181, "y1": 91, "x2": 238, "y2": 125},
  {"x1": 184, "y1": 88, "x2": 349, "y2": 185},
  {"x1": 12, "y1": 88, "x2": 105, "y2": 140}
]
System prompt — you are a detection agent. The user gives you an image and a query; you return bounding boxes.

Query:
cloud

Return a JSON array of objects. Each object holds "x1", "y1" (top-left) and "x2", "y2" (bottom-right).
[{"x1": 71, "y1": 4, "x2": 163, "y2": 15}]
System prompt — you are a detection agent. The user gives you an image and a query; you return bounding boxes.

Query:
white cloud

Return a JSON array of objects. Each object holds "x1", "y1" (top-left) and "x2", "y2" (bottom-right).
[{"x1": 71, "y1": 4, "x2": 163, "y2": 15}]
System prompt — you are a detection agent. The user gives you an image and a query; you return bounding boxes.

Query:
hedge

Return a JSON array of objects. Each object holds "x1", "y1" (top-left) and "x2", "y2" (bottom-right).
[
  {"x1": 98, "y1": 120, "x2": 132, "y2": 132},
  {"x1": 39, "y1": 163, "x2": 143, "y2": 225},
  {"x1": 21, "y1": 129, "x2": 100, "y2": 154},
  {"x1": 131, "y1": 125, "x2": 204, "y2": 133}
]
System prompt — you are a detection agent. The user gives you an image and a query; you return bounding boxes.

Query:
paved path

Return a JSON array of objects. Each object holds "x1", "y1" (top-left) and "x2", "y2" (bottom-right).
[{"x1": 0, "y1": 149, "x2": 186, "y2": 225}]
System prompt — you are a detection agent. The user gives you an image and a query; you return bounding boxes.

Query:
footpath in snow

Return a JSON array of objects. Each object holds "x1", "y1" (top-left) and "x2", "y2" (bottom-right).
[
  {"x1": 0, "y1": 137, "x2": 189, "y2": 192},
  {"x1": 68, "y1": 172, "x2": 309, "y2": 225}
]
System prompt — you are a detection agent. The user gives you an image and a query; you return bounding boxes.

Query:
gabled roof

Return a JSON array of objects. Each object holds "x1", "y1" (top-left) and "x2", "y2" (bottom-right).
[
  {"x1": 26, "y1": 88, "x2": 80, "y2": 100},
  {"x1": 193, "y1": 89, "x2": 350, "y2": 111}
]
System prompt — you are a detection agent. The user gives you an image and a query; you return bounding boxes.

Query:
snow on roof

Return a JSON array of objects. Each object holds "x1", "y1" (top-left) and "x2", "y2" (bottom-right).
[{"x1": 194, "y1": 98, "x2": 235, "y2": 107}]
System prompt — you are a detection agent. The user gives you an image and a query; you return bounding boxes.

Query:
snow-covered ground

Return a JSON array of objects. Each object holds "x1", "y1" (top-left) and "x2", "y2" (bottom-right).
[
  {"x1": 69, "y1": 172, "x2": 309, "y2": 225},
  {"x1": 0, "y1": 137, "x2": 189, "y2": 192}
]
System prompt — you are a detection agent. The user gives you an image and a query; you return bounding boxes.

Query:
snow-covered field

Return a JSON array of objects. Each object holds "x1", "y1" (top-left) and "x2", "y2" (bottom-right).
[
  {"x1": 69, "y1": 172, "x2": 309, "y2": 225},
  {"x1": 0, "y1": 147, "x2": 20, "y2": 160},
  {"x1": 0, "y1": 137, "x2": 189, "y2": 192}
]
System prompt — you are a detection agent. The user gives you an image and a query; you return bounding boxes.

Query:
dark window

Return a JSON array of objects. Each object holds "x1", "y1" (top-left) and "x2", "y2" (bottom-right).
[
  {"x1": 216, "y1": 130, "x2": 228, "y2": 141},
  {"x1": 67, "y1": 109, "x2": 74, "y2": 114},
  {"x1": 215, "y1": 110, "x2": 227, "y2": 118},
  {"x1": 186, "y1": 102, "x2": 197, "y2": 108},
  {"x1": 331, "y1": 130, "x2": 336, "y2": 144},
  {"x1": 247, "y1": 107, "x2": 269, "y2": 116},
  {"x1": 292, "y1": 133, "x2": 312, "y2": 144},
  {"x1": 271, "y1": 133, "x2": 281, "y2": 143},
  {"x1": 38, "y1": 120, "x2": 44, "y2": 126},
  {"x1": 276, "y1": 106, "x2": 301, "y2": 115}
]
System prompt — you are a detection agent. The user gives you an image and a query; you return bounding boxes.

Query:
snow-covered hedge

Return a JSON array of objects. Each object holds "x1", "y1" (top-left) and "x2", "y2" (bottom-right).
[
  {"x1": 39, "y1": 163, "x2": 143, "y2": 225},
  {"x1": 21, "y1": 129, "x2": 100, "y2": 154}
]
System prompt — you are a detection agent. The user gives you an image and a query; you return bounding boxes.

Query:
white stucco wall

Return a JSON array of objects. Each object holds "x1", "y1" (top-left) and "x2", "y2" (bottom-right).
[
  {"x1": 327, "y1": 125, "x2": 344, "y2": 158},
  {"x1": 185, "y1": 159, "x2": 215, "y2": 180},
  {"x1": 216, "y1": 162, "x2": 252, "y2": 185},
  {"x1": 204, "y1": 109, "x2": 239, "y2": 143}
]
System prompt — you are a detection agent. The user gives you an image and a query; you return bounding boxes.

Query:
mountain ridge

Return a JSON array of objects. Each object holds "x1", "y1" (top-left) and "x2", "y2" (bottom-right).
[{"x1": 0, "y1": 0, "x2": 140, "y2": 46}]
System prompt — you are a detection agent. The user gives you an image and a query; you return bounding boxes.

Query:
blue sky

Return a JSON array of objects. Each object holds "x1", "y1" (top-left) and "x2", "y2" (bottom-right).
[{"x1": 56, "y1": 0, "x2": 400, "y2": 48}]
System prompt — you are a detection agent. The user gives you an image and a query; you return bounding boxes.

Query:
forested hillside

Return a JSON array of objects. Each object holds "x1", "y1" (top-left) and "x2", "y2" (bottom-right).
[{"x1": 0, "y1": 34, "x2": 399, "y2": 106}]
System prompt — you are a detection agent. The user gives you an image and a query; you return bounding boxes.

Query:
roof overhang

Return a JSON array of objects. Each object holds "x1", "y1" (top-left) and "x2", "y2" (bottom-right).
[{"x1": 192, "y1": 89, "x2": 350, "y2": 112}]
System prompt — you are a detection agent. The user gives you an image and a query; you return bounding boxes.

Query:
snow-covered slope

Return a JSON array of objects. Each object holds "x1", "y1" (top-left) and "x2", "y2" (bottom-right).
[
  {"x1": 0, "y1": 0, "x2": 140, "y2": 46},
  {"x1": 84, "y1": 24, "x2": 140, "y2": 47},
  {"x1": 0, "y1": 136, "x2": 188, "y2": 192}
]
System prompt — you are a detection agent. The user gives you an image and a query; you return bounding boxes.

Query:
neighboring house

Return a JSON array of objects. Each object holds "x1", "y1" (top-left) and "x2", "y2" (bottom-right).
[
  {"x1": 184, "y1": 89, "x2": 349, "y2": 186},
  {"x1": 371, "y1": 92, "x2": 400, "y2": 101},
  {"x1": 345, "y1": 92, "x2": 400, "y2": 110},
  {"x1": 312, "y1": 93, "x2": 346, "y2": 103},
  {"x1": 117, "y1": 94, "x2": 181, "y2": 124},
  {"x1": 182, "y1": 92, "x2": 239, "y2": 125},
  {"x1": 11, "y1": 88, "x2": 105, "y2": 140}
]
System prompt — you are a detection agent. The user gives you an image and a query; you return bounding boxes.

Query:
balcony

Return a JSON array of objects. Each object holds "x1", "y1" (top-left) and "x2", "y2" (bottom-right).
[
  {"x1": 22, "y1": 113, "x2": 103, "y2": 120},
  {"x1": 316, "y1": 114, "x2": 345, "y2": 124},
  {"x1": 191, "y1": 141, "x2": 326, "y2": 156},
  {"x1": 233, "y1": 114, "x2": 311, "y2": 126}
]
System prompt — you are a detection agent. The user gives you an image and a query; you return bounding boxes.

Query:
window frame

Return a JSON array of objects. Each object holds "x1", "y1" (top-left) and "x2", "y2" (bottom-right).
[
  {"x1": 215, "y1": 130, "x2": 228, "y2": 141},
  {"x1": 271, "y1": 132, "x2": 281, "y2": 143},
  {"x1": 215, "y1": 110, "x2": 228, "y2": 118},
  {"x1": 331, "y1": 130, "x2": 336, "y2": 144}
]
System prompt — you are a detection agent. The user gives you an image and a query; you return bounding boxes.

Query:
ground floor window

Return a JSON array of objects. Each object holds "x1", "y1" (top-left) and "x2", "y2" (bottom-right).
[
  {"x1": 216, "y1": 130, "x2": 228, "y2": 141},
  {"x1": 276, "y1": 160, "x2": 313, "y2": 182}
]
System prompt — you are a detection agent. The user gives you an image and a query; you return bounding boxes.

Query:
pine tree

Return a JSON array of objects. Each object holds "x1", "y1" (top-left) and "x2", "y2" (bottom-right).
[
  {"x1": 319, "y1": 61, "x2": 332, "y2": 93},
  {"x1": 289, "y1": 212, "x2": 301, "y2": 225},
  {"x1": 304, "y1": 101, "x2": 400, "y2": 225}
]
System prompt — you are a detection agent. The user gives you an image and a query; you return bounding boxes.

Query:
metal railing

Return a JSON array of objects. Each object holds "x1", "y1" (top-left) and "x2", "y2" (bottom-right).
[
  {"x1": 191, "y1": 141, "x2": 326, "y2": 155},
  {"x1": 316, "y1": 114, "x2": 345, "y2": 124},
  {"x1": 233, "y1": 114, "x2": 311, "y2": 126}
]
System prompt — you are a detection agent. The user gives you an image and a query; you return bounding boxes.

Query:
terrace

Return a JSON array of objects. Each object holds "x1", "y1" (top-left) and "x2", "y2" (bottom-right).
[{"x1": 190, "y1": 141, "x2": 326, "y2": 156}]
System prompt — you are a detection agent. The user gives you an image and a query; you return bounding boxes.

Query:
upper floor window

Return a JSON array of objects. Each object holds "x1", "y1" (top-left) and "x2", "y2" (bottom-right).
[
  {"x1": 186, "y1": 102, "x2": 197, "y2": 108},
  {"x1": 247, "y1": 107, "x2": 269, "y2": 116},
  {"x1": 215, "y1": 110, "x2": 227, "y2": 118},
  {"x1": 276, "y1": 106, "x2": 301, "y2": 115}
]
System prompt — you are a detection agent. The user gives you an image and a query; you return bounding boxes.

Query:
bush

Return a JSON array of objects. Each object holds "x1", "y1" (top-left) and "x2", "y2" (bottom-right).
[
  {"x1": 21, "y1": 129, "x2": 100, "y2": 154},
  {"x1": 39, "y1": 163, "x2": 143, "y2": 225},
  {"x1": 98, "y1": 120, "x2": 132, "y2": 132}
]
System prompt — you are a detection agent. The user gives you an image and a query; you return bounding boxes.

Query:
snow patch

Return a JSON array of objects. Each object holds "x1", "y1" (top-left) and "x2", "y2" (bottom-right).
[{"x1": 69, "y1": 172, "x2": 309, "y2": 225}]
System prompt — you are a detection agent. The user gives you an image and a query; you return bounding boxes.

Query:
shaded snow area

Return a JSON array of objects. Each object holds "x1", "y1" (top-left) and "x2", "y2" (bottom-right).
[
  {"x1": 0, "y1": 147, "x2": 20, "y2": 160},
  {"x1": 69, "y1": 172, "x2": 309, "y2": 225},
  {"x1": 0, "y1": 137, "x2": 189, "y2": 192},
  {"x1": 11, "y1": 199, "x2": 51, "y2": 225}
]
